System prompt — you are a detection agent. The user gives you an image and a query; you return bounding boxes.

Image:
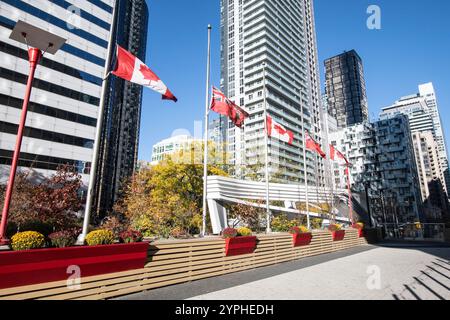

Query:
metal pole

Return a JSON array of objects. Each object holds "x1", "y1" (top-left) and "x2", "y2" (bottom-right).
[
  {"x1": 345, "y1": 166, "x2": 353, "y2": 224},
  {"x1": 262, "y1": 63, "x2": 271, "y2": 233},
  {"x1": 77, "y1": 1, "x2": 118, "y2": 244},
  {"x1": 301, "y1": 125, "x2": 310, "y2": 229},
  {"x1": 365, "y1": 182, "x2": 373, "y2": 227},
  {"x1": 201, "y1": 25, "x2": 212, "y2": 237},
  {"x1": 0, "y1": 48, "x2": 42, "y2": 245}
]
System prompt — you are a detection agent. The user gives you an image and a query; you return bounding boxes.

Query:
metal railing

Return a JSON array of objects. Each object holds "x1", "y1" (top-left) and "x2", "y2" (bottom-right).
[{"x1": 379, "y1": 223, "x2": 446, "y2": 242}]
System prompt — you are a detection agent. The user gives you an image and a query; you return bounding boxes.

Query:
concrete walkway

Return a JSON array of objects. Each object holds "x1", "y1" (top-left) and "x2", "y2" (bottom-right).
[{"x1": 117, "y1": 243, "x2": 450, "y2": 300}]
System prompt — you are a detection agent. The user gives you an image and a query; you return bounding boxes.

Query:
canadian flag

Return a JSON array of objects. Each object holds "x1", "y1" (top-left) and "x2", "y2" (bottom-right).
[
  {"x1": 305, "y1": 131, "x2": 326, "y2": 158},
  {"x1": 210, "y1": 87, "x2": 249, "y2": 128},
  {"x1": 266, "y1": 115, "x2": 294, "y2": 145},
  {"x1": 112, "y1": 45, "x2": 177, "y2": 102},
  {"x1": 330, "y1": 144, "x2": 349, "y2": 165}
]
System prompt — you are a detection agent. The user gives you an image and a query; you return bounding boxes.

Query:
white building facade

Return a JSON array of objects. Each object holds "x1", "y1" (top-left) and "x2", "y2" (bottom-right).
[
  {"x1": 0, "y1": 0, "x2": 114, "y2": 185},
  {"x1": 218, "y1": 0, "x2": 326, "y2": 186},
  {"x1": 151, "y1": 135, "x2": 203, "y2": 165}
]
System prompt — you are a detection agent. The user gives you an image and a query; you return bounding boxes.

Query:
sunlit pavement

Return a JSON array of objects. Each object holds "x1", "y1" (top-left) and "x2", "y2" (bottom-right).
[{"x1": 117, "y1": 243, "x2": 450, "y2": 300}]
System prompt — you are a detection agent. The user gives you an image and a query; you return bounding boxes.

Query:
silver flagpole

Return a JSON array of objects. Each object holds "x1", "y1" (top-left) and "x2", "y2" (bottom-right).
[
  {"x1": 201, "y1": 25, "x2": 212, "y2": 237},
  {"x1": 77, "y1": 0, "x2": 118, "y2": 244},
  {"x1": 262, "y1": 63, "x2": 271, "y2": 233},
  {"x1": 301, "y1": 124, "x2": 311, "y2": 230}
]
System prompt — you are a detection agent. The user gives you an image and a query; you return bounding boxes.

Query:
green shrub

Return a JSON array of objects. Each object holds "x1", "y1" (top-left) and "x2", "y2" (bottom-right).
[
  {"x1": 271, "y1": 214, "x2": 298, "y2": 232},
  {"x1": 85, "y1": 229, "x2": 115, "y2": 246},
  {"x1": 11, "y1": 231, "x2": 45, "y2": 251},
  {"x1": 48, "y1": 229, "x2": 79, "y2": 248}
]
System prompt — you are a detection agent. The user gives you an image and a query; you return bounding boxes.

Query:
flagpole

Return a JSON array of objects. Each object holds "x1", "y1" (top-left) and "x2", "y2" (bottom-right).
[
  {"x1": 201, "y1": 25, "x2": 212, "y2": 237},
  {"x1": 262, "y1": 62, "x2": 271, "y2": 233},
  {"x1": 345, "y1": 165, "x2": 354, "y2": 224},
  {"x1": 77, "y1": 0, "x2": 117, "y2": 244},
  {"x1": 301, "y1": 125, "x2": 311, "y2": 230}
]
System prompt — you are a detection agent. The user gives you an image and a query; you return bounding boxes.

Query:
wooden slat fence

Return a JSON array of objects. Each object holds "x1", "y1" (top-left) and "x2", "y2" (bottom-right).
[{"x1": 0, "y1": 229, "x2": 367, "y2": 300}]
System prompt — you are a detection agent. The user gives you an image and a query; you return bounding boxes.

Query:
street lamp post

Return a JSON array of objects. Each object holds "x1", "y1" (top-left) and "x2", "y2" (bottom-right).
[{"x1": 0, "y1": 21, "x2": 65, "y2": 245}]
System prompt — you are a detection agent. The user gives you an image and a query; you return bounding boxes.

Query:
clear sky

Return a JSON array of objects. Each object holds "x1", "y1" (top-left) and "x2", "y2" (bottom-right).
[{"x1": 138, "y1": 0, "x2": 450, "y2": 161}]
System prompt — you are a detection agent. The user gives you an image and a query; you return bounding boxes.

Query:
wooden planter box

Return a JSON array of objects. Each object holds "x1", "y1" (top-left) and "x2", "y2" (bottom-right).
[
  {"x1": 0, "y1": 242, "x2": 149, "y2": 290},
  {"x1": 292, "y1": 233, "x2": 313, "y2": 247},
  {"x1": 225, "y1": 236, "x2": 257, "y2": 256},
  {"x1": 331, "y1": 230, "x2": 346, "y2": 241}
]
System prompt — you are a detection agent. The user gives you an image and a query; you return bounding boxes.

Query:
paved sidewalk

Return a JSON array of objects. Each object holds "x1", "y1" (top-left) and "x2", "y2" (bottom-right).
[
  {"x1": 117, "y1": 244, "x2": 450, "y2": 300},
  {"x1": 189, "y1": 245, "x2": 450, "y2": 300}
]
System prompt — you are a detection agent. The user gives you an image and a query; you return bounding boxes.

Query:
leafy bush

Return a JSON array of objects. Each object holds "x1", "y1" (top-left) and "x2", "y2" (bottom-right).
[
  {"x1": 20, "y1": 220, "x2": 54, "y2": 237},
  {"x1": 11, "y1": 231, "x2": 45, "y2": 251},
  {"x1": 85, "y1": 229, "x2": 115, "y2": 246},
  {"x1": 119, "y1": 230, "x2": 143, "y2": 243},
  {"x1": 271, "y1": 214, "x2": 298, "y2": 232},
  {"x1": 100, "y1": 215, "x2": 129, "y2": 238},
  {"x1": 289, "y1": 226, "x2": 309, "y2": 234},
  {"x1": 170, "y1": 226, "x2": 189, "y2": 239},
  {"x1": 328, "y1": 224, "x2": 342, "y2": 232},
  {"x1": 222, "y1": 228, "x2": 238, "y2": 239},
  {"x1": 49, "y1": 228, "x2": 79, "y2": 248},
  {"x1": 352, "y1": 222, "x2": 364, "y2": 230},
  {"x1": 237, "y1": 227, "x2": 252, "y2": 237}
]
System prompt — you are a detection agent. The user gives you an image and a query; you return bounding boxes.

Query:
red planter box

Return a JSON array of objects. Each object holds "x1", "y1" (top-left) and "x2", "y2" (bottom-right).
[
  {"x1": 331, "y1": 230, "x2": 346, "y2": 241},
  {"x1": 356, "y1": 229, "x2": 364, "y2": 238},
  {"x1": 292, "y1": 233, "x2": 313, "y2": 247},
  {"x1": 225, "y1": 236, "x2": 257, "y2": 256},
  {"x1": 0, "y1": 242, "x2": 149, "y2": 290}
]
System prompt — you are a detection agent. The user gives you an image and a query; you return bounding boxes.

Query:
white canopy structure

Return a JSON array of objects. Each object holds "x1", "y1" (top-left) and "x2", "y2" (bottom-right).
[{"x1": 207, "y1": 176, "x2": 353, "y2": 234}]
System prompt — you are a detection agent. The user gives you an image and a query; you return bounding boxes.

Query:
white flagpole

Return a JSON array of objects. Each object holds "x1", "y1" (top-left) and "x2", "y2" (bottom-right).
[
  {"x1": 201, "y1": 25, "x2": 212, "y2": 237},
  {"x1": 77, "y1": 0, "x2": 117, "y2": 244},
  {"x1": 262, "y1": 63, "x2": 271, "y2": 233},
  {"x1": 302, "y1": 125, "x2": 311, "y2": 230}
]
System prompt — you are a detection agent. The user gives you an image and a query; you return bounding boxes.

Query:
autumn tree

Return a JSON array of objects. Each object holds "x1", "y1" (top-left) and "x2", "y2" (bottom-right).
[
  {"x1": 117, "y1": 142, "x2": 228, "y2": 238},
  {"x1": 0, "y1": 165, "x2": 83, "y2": 233}
]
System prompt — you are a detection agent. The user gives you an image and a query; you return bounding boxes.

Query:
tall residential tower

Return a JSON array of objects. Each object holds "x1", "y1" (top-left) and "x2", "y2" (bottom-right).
[
  {"x1": 324, "y1": 50, "x2": 368, "y2": 129},
  {"x1": 218, "y1": 0, "x2": 326, "y2": 186}
]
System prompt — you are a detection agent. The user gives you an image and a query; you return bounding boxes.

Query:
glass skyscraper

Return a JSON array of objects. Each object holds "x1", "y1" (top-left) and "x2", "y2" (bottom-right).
[{"x1": 324, "y1": 50, "x2": 369, "y2": 129}]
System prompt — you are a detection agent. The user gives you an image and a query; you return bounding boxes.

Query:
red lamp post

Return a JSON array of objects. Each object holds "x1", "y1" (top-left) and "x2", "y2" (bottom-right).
[{"x1": 0, "y1": 21, "x2": 65, "y2": 245}]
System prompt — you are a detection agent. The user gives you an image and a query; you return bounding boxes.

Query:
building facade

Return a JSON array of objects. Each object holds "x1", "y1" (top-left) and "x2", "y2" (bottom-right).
[
  {"x1": 324, "y1": 50, "x2": 368, "y2": 129},
  {"x1": 412, "y1": 131, "x2": 449, "y2": 220},
  {"x1": 0, "y1": 0, "x2": 113, "y2": 184},
  {"x1": 217, "y1": 0, "x2": 326, "y2": 186},
  {"x1": 329, "y1": 115, "x2": 423, "y2": 224},
  {"x1": 380, "y1": 83, "x2": 450, "y2": 214},
  {"x1": 151, "y1": 135, "x2": 203, "y2": 165},
  {"x1": 92, "y1": 0, "x2": 149, "y2": 217}
]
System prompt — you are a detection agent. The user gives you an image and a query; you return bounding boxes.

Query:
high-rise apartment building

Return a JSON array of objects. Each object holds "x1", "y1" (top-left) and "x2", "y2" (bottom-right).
[
  {"x1": 93, "y1": 0, "x2": 148, "y2": 217},
  {"x1": 218, "y1": 0, "x2": 326, "y2": 185},
  {"x1": 380, "y1": 83, "x2": 450, "y2": 198},
  {"x1": 412, "y1": 131, "x2": 449, "y2": 220},
  {"x1": 324, "y1": 50, "x2": 368, "y2": 129},
  {"x1": 0, "y1": 0, "x2": 113, "y2": 184},
  {"x1": 329, "y1": 115, "x2": 423, "y2": 224}
]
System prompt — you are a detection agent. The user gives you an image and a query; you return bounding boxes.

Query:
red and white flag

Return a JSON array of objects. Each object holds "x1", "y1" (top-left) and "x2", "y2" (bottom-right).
[
  {"x1": 112, "y1": 45, "x2": 177, "y2": 102},
  {"x1": 266, "y1": 115, "x2": 294, "y2": 145},
  {"x1": 210, "y1": 87, "x2": 249, "y2": 128},
  {"x1": 305, "y1": 131, "x2": 326, "y2": 159},
  {"x1": 330, "y1": 144, "x2": 349, "y2": 165}
]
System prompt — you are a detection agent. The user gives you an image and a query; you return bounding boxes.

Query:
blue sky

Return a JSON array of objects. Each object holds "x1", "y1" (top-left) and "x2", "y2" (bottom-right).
[{"x1": 138, "y1": 0, "x2": 450, "y2": 161}]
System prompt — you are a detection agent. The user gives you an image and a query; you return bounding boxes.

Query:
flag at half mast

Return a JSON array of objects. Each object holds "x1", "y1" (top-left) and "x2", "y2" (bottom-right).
[
  {"x1": 210, "y1": 87, "x2": 249, "y2": 128},
  {"x1": 305, "y1": 131, "x2": 326, "y2": 159}
]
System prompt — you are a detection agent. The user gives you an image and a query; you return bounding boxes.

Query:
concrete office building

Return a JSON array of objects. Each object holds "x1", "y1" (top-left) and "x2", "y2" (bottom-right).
[
  {"x1": 217, "y1": 0, "x2": 326, "y2": 185},
  {"x1": 0, "y1": 0, "x2": 113, "y2": 185},
  {"x1": 324, "y1": 50, "x2": 369, "y2": 129}
]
